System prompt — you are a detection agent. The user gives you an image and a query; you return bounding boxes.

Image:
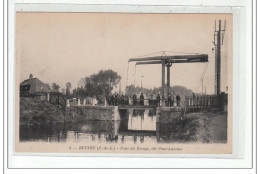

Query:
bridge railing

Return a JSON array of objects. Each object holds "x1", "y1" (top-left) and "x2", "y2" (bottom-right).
[
  {"x1": 66, "y1": 97, "x2": 192, "y2": 108},
  {"x1": 66, "y1": 97, "x2": 98, "y2": 107},
  {"x1": 66, "y1": 97, "x2": 160, "y2": 107},
  {"x1": 185, "y1": 95, "x2": 219, "y2": 109}
]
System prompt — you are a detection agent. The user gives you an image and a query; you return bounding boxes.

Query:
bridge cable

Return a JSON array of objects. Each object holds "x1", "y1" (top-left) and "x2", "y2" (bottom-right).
[
  {"x1": 163, "y1": 51, "x2": 200, "y2": 55},
  {"x1": 194, "y1": 62, "x2": 209, "y2": 93},
  {"x1": 131, "y1": 51, "x2": 164, "y2": 59},
  {"x1": 125, "y1": 62, "x2": 129, "y2": 92},
  {"x1": 194, "y1": 64, "x2": 208, "y2": 93},
  {"x1": 134, "y1": 64, "x2": 136, "y2": 87}
]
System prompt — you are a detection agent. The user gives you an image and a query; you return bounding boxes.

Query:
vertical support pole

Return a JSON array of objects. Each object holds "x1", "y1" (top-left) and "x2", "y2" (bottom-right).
[
  {"x1": 161, "y1": 60, "x2": 165, "y2": 106},
  {"x1": 166, "y1": 64, "x2": 170, "y2": 98},
  {"x1": 217, "y1": 20, "x2": 221, "y2": 96},
  {"x1": 216, "y1": 20, "x2": 222, "y2": 109}
]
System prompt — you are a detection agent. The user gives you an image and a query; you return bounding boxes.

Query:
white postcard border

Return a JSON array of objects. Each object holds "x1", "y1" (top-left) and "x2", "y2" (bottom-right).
[{"x1": 6, "y1": 0, "x2": 253, "y2": 169}]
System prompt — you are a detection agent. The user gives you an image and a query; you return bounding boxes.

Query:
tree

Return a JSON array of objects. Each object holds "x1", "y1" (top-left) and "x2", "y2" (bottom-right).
[
  {"x1": 52, "y1": 83, "x2": 60, "y2": 90},
  {"x1": 46, "y1": 83, "x2": 50, "y2": 89},
  {"x1": 66, "y1": 82, "x2": 72, "y2": 96},
  {"x1": 72, "y1": 87, "x2": 87, "y2": 99},
  {"x1": 61, "y1": 88, "x2": 65, "y2": 95},
  {"x1": 68, "y1": 70, "x2": 121, "y2": 101},
  {"x1": 85, "y1": 69, "x2": 121, "y2": 97},
  {"x1": 77, "y1": 78, "x2": 86, "y2": 88}
]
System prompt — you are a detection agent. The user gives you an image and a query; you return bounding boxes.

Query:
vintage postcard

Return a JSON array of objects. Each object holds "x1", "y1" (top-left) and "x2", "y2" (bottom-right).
[{"x1": 15, "y1": 12, "x2": 232, "y2": 154}]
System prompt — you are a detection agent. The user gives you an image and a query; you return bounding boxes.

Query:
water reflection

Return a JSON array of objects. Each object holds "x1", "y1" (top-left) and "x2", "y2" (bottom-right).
[
  {"x1": 20, "y1": 109, "x2": 184, "y2": 144},
  {"x1": 128, "y1": 109, "x2": 156, "y2": 131}
]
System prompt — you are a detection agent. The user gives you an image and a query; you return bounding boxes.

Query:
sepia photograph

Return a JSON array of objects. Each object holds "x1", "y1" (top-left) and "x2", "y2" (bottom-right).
[{"x1": 15, "y1": 12, "x2": 232, "y2": 154}]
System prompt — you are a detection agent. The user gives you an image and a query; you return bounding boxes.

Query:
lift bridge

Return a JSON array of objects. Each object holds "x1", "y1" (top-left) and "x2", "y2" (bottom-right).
[{"x1": 128, "y1": 53, "x2": 208, "y2": 107}]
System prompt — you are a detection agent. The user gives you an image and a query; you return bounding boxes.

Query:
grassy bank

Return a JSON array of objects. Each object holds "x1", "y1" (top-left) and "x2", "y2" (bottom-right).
[
  {"x1": 20, "y1": 98, "x2": 65, "y2": 126},
  {"x1": 184, "y1": 111, "x2": 227, "y2": 143},
  {"x1": 158, "y1": 111, "x2": 227, "y2": 143}
]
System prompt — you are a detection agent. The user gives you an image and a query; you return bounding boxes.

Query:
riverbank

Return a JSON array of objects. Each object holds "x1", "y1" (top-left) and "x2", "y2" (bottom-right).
[
  {"x1": 20, "y1": 98, "x2": 65, "y2": 126},
  {"x1": 185, "y1": 111, "x2": 227, "y2": 143},
  {"x1": 20, "y1": 98, "x2": 113, "y2": 126},
  {"x1": 157, "y1": 111, "x2": 227, "y2": 143}
]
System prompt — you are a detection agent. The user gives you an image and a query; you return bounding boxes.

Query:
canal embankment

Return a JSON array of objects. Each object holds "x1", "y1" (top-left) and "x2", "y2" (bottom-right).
[
  {"x1": 66, "y1": 105, "x2": 120, "y2": 121},
  {"x1": 20, "y1": 98, "x2": 65, "y2": 126},
  {"x1": 181, "y1": 111, "x2": 227, "y2": 143},
  {"x1": 20, "y1": 98, "x2": 227, "y2": 144},
  {"x1": 20, "y1": 98, "x2": 120, "y2": 126}
]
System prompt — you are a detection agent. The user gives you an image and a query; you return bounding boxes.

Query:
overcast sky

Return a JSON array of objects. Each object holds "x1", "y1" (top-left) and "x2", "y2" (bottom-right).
[{"x1": 16, "y1": 13, "x2": 232, "y2": 94}]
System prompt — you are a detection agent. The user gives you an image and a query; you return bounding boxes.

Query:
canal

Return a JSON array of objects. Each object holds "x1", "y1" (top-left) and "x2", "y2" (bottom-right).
[{"x1": 19, "y1": 109, "x2": 196, "y2": 144}]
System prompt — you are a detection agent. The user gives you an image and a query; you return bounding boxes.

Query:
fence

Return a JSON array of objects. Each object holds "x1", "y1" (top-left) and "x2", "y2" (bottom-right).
[
  {"x1": 185, "y1": 94, "x2": 227, "y2": 112},
  {"x1": 67, "y1": 97, "x2": 97, "y2": 107},
  {"x1": 185, "y1": 95, "x2": 218, "y2": 109}
]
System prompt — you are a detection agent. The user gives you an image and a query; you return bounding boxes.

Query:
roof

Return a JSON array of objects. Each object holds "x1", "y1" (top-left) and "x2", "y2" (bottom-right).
[{"x1": 20, "y1": 78, "x2": 51, "y2": 93}]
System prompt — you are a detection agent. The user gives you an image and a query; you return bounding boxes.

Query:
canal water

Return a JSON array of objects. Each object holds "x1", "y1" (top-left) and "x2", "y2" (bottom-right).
[{"x1": 20, "y1": 109, "x2": 186, "y2": 144}]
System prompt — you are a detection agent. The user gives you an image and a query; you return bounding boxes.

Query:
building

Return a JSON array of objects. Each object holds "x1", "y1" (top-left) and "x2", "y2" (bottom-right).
[{"x1": 20, "y1": 74, "x2": 58, "y2": 100}]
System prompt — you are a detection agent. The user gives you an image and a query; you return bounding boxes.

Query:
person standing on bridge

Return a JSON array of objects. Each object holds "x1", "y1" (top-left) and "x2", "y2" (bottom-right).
[
  {"x1": 110, "y1": 94, "x2": 114, "y2": 106},
  {"x1": 156, "y1": 94, "x2": 161, "y2": 106},
  {"x1": 171, "y1": 94, "x2": 174, "y2": 107},
  {"x1": 148, "y1": 94, "x2": 153, "y2": 106},
  {"x1": 133, "y1": 94, "x2": 137, "y2": 106},
  {"x1": 115, "y1": 93, "x2": 119, "y2": 106},
  {"x1": 106, "y1": 95, "x2": 110, "y2": 106},
  {"x1": 140, "y1": 93, "x2": 144, "y2": 106},
  {"x1": 125, "y1": 95, "x2": 129, "y2": 105},
  {"x1": 167, "y1": 93, "x2": 173, "y2": 107},
  {"x1": 120, "y1": 94, "x2": 125, "y2": 106},
  {"x1": 176, "y1": 94, "x2": 181, "y2": 107}
]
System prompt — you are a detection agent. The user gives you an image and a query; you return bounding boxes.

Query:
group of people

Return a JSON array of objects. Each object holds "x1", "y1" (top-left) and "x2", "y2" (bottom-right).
[
  {"x1": 132, "y1": 93, "x2": 145, "y2": 106},
  {"x1": 106, "y1": 93, "x2": 145, "y2": 106},
  {"x1": 106, "y1": 93, "x2": 181, "y2": 107},
  {"x1": 106, "y1": 93, "x2": 129, "y2": 106},
  {"x1": 166, "y1": 94, "x2": 181, "y2": 107},
  {"x1": 155, "y1": 94, "x2": 181, "y2": 107}
]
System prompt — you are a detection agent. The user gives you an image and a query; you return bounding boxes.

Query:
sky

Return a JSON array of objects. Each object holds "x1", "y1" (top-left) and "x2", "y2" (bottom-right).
[{"x1": 16, "y1": 13, "x2": 232, "y2": 94}]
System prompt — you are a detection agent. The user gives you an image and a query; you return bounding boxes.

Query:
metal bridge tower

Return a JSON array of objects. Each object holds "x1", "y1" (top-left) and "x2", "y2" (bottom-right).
[
  {"x1": 128, "y1": 54, "x2": 208, "y2": 106},
  {"x1": 213, "y1": 20, "x2": 226, "y2": 96}
]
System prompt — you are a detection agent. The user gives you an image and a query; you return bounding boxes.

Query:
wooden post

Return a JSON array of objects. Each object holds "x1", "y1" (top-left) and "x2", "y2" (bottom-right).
[
  {"x1": 104, "y1": 98, "x2": 107, "y2": 106},
  {"x1": 161, "y1": 60, "x2": 165, "y2": 106},
  {"x1": 66, "y1": 99, "x2": 70, "y2": 107}
]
